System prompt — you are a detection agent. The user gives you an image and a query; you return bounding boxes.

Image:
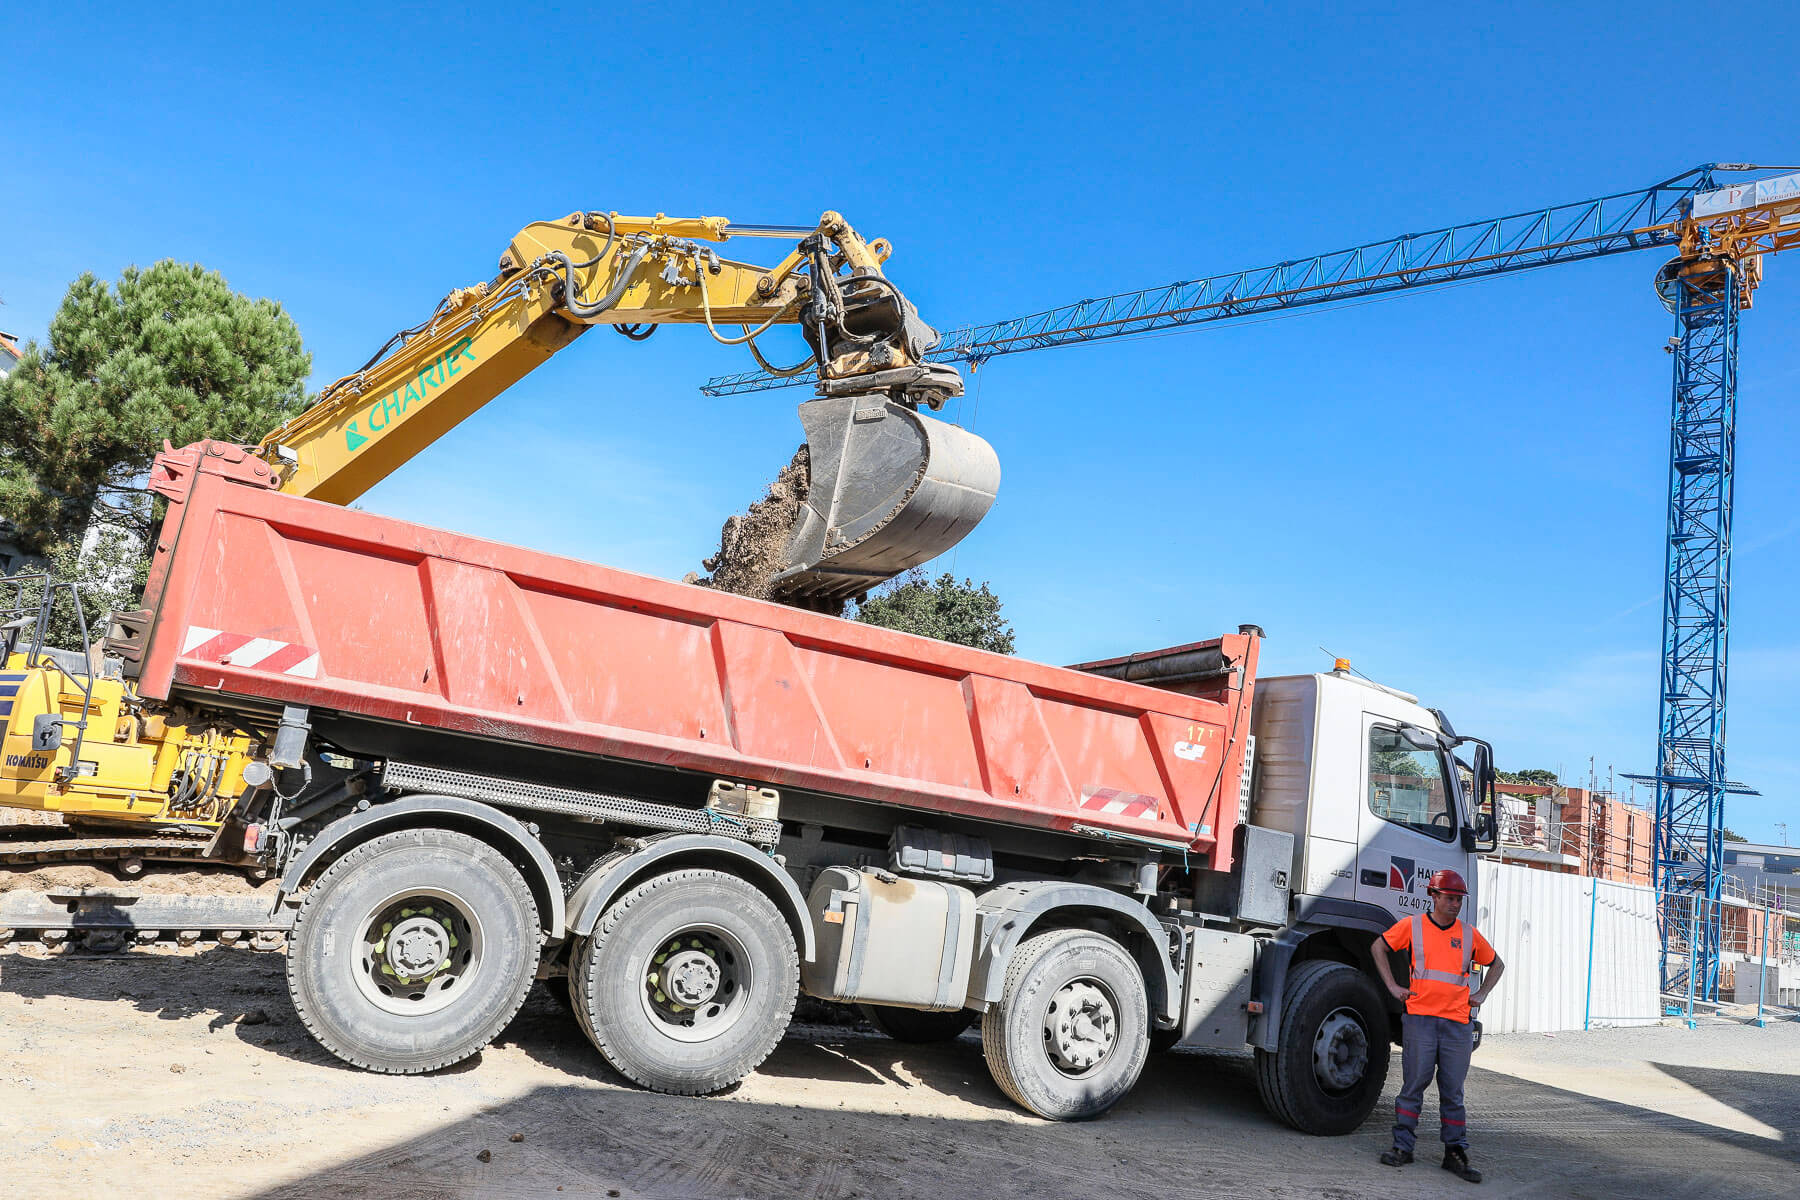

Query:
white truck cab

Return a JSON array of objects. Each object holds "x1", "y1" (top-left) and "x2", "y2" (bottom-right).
[
  {"x1": 1251, "y1": 666, "x2": 1496, "y2": 930},
  {"x1": 1212, "y1": 664, "x2": 1498, "y2": 1134}
]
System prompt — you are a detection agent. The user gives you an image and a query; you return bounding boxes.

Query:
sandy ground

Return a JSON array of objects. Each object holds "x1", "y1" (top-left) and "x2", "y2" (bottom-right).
[{"x1": 3, "y1": 947, "x2": 1798, "y2": 1200}]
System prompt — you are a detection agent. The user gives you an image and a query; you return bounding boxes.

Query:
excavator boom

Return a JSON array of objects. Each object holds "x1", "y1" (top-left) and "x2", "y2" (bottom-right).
[{"x1": 254, "y1": 209, "x2": 998, "y2": 602}]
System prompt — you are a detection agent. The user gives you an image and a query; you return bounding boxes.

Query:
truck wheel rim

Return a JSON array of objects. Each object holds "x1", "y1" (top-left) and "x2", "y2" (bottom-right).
[
  {"x1": 640, "y1": 923, "x2": 751, "y2": 1044},
  {"x1": 1042, "y1": 978, "x2": 1117, "y2": 1075},
  {"x1": 1312, "y1": 1006, "x2": 1368, "y2": 1093},
  {"x1": 353, "y1": 887, "x2": 484, "y2": 1017}
]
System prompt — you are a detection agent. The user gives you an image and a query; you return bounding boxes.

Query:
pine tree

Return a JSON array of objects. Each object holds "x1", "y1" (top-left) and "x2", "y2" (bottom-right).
[
  {"x1": 0, "y1": 260, "x2": 312, "y2": 554},
  {"x1": 852, "y1": 569, "x2": 1017, "y2": 654}
]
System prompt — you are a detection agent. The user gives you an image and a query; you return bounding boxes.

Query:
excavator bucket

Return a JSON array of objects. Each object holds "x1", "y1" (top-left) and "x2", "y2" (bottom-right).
[{"x1": 772, "y1": 396, "x2": 1001, "y2": 607}]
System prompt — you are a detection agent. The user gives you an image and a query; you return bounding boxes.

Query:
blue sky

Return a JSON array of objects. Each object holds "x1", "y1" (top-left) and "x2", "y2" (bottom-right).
[{"x1": 5, "y1": 3, "x2": 1797, "y2": 838}]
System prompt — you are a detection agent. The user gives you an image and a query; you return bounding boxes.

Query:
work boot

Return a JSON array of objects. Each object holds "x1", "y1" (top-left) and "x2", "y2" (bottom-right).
[
  {"x1": 1378, "y1": 1146, "x2": 1413, "y2": 1167},
  {"x1": 1442, "y1": 1145, "x2": 1482, "y2": 1183}
]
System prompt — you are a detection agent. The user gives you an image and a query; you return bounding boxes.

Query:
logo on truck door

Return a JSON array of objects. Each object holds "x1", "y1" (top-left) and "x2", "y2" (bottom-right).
[{"x1": 1383, "y1": 855, "x2": 1439, "y2": 912}]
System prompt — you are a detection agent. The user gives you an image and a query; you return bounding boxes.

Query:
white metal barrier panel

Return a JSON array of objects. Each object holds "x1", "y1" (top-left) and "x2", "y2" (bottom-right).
[{"x1": 1472, "y1": 860, "x2": 1660, "y2": 1033}]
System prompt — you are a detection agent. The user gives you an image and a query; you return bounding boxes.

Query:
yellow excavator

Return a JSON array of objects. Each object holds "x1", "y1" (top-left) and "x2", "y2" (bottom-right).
[{"x1": 0, "y1": 209, "x2": 999, "y2": 849}]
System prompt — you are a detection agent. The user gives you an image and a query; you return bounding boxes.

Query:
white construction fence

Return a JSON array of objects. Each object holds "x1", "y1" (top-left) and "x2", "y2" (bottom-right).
[{"x1": 1471, "y1": 860, "x2": 1661, "y2": 1033}]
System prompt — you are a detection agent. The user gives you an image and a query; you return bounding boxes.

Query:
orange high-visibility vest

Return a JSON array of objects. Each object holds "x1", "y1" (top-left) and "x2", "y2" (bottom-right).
[
  {"x1": 1409, "y1": 912, "x2": 1479, "y2": 990},
  {"x1": 1383, "y1": 913, "x2": 1494, "y2": 1023}
]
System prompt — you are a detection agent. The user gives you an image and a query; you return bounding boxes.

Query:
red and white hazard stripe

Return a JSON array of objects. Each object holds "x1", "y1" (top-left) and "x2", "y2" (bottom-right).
[
  {"x1": 1079, "y1": 786, "x2": 1161, "y2": 822},
  {"x1": 182, "y1": 627, "x2": 319, "y2": 679}
]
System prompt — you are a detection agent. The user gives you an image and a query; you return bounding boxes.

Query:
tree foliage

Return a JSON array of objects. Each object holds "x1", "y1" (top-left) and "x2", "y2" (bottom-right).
[
  {"x1": 1722, "y1": 827, "x2": 1748, "y2": 843},
  {"x1": 852, "y1": 569, "x2": 1016, "y2": 654},
  {"x1": 1497, "y1": 767, "x2": 1560, "y2": 786},
  {"x1": 0, "y1": 260, "x2": 311, "y2": 553},
  {"x1": 4, "y1": 523, "x2": 151, "y2": 652}
]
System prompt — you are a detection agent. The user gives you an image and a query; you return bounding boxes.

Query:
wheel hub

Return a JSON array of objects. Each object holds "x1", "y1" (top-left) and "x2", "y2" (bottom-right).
[
  {"x1": 641, "y1": 927, "x2": 752, "y2": 1044},
  {"x1": 664, "y1": 949, "x2": 722, "y2": 1006},
  {"x1": 1312, "y1": 1007, "x2": 1369, "y2": 1091},
  {"x1": 355, "y1": 890, "x2": 481, "y2": 1017},
  {"x1": 386, "y1": 914, "x2": 451, "y2": 979},
  {"x1": 1044, "y1": 980, "x2": 1117, "y2": 1074}
]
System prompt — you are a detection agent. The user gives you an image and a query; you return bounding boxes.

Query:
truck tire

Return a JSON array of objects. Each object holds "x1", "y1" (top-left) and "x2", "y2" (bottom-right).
[
  {"x1": 1253, "y1": 959, "x2": 1390, "y2": 1135},
  {"x1": 981, "y1": 928, "x2": 1149, "y2": 1121},
  {"x1": 570, "y1": 868, "x2": 798, "y2": 1096},
  {"x1": 287, "y1": 828, "x2": 540, "y2": 1074},
  {"x1": 858, "y1": 1003, "x2": 978, "y2": 1043}
]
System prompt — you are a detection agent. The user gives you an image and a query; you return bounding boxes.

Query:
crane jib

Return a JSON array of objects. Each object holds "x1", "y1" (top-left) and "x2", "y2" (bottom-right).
[{"x1": 343, "y1": 337, "x2": 480, "y2": 452}]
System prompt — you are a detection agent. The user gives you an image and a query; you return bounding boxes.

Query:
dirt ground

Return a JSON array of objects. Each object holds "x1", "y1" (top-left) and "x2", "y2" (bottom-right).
[{"x1": 3, "y1": 946, "x2": 1797, "y2": 1200}]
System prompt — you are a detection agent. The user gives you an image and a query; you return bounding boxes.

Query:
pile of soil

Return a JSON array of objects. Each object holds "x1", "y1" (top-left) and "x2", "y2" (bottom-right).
[{"x1": 688, "y1": 444, "x2": 832, "y2": 608}]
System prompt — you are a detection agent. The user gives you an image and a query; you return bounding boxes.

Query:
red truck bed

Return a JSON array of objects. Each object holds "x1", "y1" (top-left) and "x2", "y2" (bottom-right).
[{"x1": 138, "y1": 444, "x2": 1258, "y2": 870}]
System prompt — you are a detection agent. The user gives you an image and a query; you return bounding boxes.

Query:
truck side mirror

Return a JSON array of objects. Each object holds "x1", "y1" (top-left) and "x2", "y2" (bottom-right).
[{"x1": 1468, "y1": 740, "x2": 1499, "y2": 852}]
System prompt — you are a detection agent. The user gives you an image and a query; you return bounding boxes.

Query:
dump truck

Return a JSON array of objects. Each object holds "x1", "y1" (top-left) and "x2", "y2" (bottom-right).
[
  {"x1": 0, "y1": 207, "x2": 999, "y2": 844},
  {"x1": 0, "y1": 436, "x2": 1499, "y2": 1130}
]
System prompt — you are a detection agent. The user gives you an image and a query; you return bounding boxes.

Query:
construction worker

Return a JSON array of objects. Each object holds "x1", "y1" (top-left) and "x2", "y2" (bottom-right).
[{"x1": 1371, "y1": 869, "x2": 1505, "y2": 1184}]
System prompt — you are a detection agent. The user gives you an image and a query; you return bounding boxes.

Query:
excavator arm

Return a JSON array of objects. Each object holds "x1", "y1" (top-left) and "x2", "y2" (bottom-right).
[{"x1": 251, "y1": 210, "x2": 996, "y2": 604}]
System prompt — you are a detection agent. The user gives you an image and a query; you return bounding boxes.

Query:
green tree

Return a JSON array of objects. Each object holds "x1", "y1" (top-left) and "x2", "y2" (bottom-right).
[
  {"x1": 1498, "y1": 767, "x2": 1560, "y2": 786},
  {"x1": 0, "y1": 260, "x2": 312, "y2": 554},
  {"x1": 852, "y1": 569, "x2": 1016, "y2": 654},
  {"x1": 1722, "y1": 827, "x2": 1748, "y2": 843},
  {"x1": 35, "y1": 528, "x2": 151, "y2": 651},
  {"x1": 5, "y1": 523, "x2": 153, "y2": 651}
]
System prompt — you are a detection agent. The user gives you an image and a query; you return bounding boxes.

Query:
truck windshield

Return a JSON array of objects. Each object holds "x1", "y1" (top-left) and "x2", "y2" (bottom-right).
[{"x1": 1367, "y1": 727, "x2": 1455, "y2": 842}]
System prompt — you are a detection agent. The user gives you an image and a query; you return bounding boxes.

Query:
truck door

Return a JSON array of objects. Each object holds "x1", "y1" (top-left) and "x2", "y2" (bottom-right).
[{"x1": 1353, "y1": 716, "x2": 1466, "y2": 922}]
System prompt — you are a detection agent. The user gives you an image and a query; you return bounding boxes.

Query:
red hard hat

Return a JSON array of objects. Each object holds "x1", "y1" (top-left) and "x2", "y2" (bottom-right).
[{"x1": 1428, "y1": 869, "x2": 1468, "y2": 896}]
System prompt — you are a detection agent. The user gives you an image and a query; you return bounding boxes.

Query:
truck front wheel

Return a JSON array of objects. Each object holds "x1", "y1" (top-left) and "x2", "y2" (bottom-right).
[
  {"x1": 570, "y1": 868, "x2": 798, "y2": 1095},
  {"x1": 981, "y1": 928, "x2": 1150, "y2": 1120},
  {"x1": 287, "y1": 828, "x2": 541, "y2": 1074},
  {"x1": 1254, "y1": 959, "x2": 1390, "y2": 1135}
]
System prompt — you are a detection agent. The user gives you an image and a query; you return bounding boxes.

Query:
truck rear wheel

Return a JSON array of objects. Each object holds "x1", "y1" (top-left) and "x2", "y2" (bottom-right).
[
  {"x1": 981, "y1": 928, "x2": 1149, "y2": 1121},
  {"x1": 858, "y1": 1003, "x2": 977, "y2": 1043},
  {"x1": 571, "y1": 868, "x2": 798, "y2": 1096},
  {"x1": 287, "y1": 828, "x2": 540, "y2": 1074},
  {"x1": 1254, "y1": 959, "x2": 1390, "y2": 1135}
]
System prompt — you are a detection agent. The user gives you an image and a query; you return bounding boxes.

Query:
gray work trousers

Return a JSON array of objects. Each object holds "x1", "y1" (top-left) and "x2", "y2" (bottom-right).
[{"x1": 1392, "y1": 1012, "x2": 1473, "y2": 1153}]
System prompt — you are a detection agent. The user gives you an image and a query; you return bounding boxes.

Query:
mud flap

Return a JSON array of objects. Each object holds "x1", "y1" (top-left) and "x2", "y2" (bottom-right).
[{"x1": 773, "y1": 395, "x2": 1000, "y2": 606}]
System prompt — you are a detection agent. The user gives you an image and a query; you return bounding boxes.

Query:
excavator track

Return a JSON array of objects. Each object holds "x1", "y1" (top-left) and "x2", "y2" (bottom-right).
[
  {"x1": 0, "y1": 834, "x2": 223, "y2": 873},
  {"x1": 0, "y1": 832, "x2": 286, "y2": 952}
]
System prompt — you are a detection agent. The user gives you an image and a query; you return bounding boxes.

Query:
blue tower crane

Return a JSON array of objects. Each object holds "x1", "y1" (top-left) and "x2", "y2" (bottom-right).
[{"x1": 706, "y1": 164, "x2": 1800, "y2": 1000}]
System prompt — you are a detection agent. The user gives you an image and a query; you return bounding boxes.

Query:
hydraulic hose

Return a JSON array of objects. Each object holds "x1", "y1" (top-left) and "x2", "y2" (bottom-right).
[
  {"x1": 744, "y1": 331, "x2": 812, "y2": 377},
  {"x1": 547, "y1": 239, "x2": 653, "y2": 318},
  {"x1": 695, "y1": 248, "x2": 796, "y2": 346}
]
